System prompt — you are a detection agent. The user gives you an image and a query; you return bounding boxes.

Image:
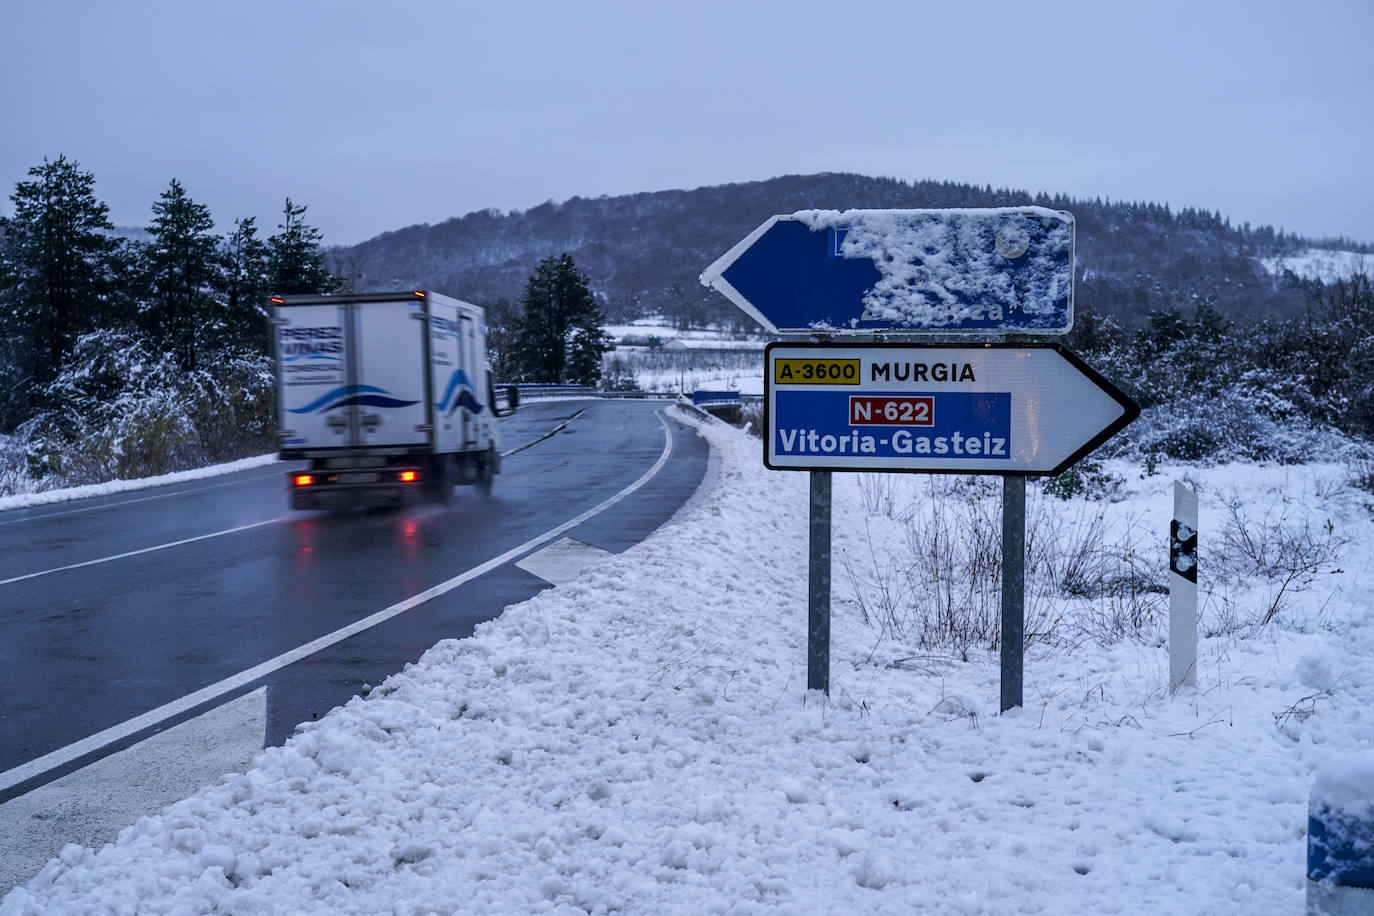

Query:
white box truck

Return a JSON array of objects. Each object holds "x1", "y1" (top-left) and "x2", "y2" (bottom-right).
[{"x1": 272, "y1": 290, "x2": 516, "y2": 510}]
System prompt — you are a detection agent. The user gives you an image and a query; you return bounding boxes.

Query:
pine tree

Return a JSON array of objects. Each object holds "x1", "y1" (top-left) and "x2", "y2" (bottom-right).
[
  {"x1": 565, "y1": 321, "x2": 611, "y2": 387},
  {"x1": 221, "y1": 216, "x2": 271, "y2": 353},
  {"x1": 141, "y1": 178, "x2": 222, "y2": 370},
  {"x1": 268, "y1": 198, "x2": 339, "y2": 295},
  {"x1": 482, "y1": 297, "x2": 521, "y2": 382},
  {"x1": 0, "y1": 156, "x2": 122, "y2": 392},
  {"x1": 512, "y1": 253, "x2": 610, "y2": 385}
]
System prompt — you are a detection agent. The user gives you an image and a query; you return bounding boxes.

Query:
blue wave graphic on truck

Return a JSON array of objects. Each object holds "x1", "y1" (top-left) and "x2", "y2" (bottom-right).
[
  {"x1": 435, "y1": 370, "x2": 486, "y2": 417},
  {"x1": 282, "y1": 351, "x2": 341, "y2": 363},
  {"x1": 287, "y1": 385, "x2": 420, "y2": 414}
]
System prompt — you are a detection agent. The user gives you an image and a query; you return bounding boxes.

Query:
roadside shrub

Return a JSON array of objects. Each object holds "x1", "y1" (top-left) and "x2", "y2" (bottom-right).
[
  {"x1": 1349, "y1": 458, "x2": 1374, "y2": 494},
  {"x1": 841, "y1": 478, "x2": 1167, "y2": 657},
  {"x1": 19, "y1": 331, "x2": 273, "y2": 487},
  {"x1": 1041, "y1": 460, "x2": 1126, "y2": 502},
  {"x1": 0, "y1": 430, "x2": 38, "y2": 497},
  {"x1": 735, "y1": 400, "x2": 764, "y2": 438},
  {"x1": 179, "y1": 350, "x2": 276, "y2": 463},
  {"x1": 1212, "y1": 490, "x2": 1348, "y2": 628}
]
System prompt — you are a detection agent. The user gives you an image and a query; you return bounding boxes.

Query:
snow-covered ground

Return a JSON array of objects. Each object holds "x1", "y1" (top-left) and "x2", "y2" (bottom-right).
[
  {"x1": 602, "y1": 325, "x2": 766, "y2": 396},
  {"x1": 603, "y1": 318, "x2": 768, "y2": 349},
  {"x1": 1260, "y1": 248, "x2": 1374, "y2": 283},
  {"x1": 5, "y1": 409, "x2": 1374, "y2": 914},
  {"x1": 0, "y1": 453, "x2": 279, "y2": 512},
  {"x1": 603, "y1": 317, "x2": 767, "y2": 394},
  {"x1": 619, "y1": 361, "x2": 764, "y2": 397}
]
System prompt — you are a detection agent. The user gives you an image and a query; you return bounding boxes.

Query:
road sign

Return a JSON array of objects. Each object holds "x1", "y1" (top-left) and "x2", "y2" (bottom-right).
[
  {"x1": 701, "y1": 208, "x2": 1075, "y2": 335},
  {"x1": 765, "y1": 342, "x2": 1138, "y2": 476}
]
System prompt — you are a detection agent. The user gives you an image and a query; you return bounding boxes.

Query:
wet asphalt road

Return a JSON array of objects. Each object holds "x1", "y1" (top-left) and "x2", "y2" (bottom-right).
[{"x1": 0, "y1": 399, "x2": 708, "y2": 801}]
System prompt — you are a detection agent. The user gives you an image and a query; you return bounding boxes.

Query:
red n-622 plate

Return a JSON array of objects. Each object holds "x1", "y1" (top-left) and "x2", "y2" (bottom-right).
[{"x1": 849, "y1": 395, "x2": 935, "y2": 427}]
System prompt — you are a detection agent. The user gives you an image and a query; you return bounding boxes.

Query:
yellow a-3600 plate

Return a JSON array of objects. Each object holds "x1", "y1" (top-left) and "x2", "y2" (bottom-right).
[{"x1": 772, "y1": 358, "x2": 860, "y2": 385}]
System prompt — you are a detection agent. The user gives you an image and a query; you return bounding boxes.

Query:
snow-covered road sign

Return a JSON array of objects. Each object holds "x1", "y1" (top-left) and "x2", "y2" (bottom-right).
[
  {"x1": 765, "y1": 342, "x2": 1138, "y2": 476},
  {"x1": 701, "y1": 208, "x2": 1075, "y2": 335}
]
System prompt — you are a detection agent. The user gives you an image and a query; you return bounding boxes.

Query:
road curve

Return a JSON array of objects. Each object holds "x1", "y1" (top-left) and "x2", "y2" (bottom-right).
[{"x1": 0, "y1": 399, "x2": 709, "y2": 801}]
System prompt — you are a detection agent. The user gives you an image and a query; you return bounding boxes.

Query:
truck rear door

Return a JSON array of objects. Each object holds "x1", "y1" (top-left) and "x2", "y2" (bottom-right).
[
  {"x1": 353, "y1": 298, "x2": 429, "y2": 449},
  {"x1": 276, "y1": 303, "x2": 349, "y2": 450},
  {"x1": 429, "y1": 298, "x2": 461, "y2": 453}
]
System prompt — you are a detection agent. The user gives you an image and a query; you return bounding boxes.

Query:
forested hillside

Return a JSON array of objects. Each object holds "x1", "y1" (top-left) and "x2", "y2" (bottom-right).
[
  {"x1": 329, "y1": 172, "x2": 1370, "y2": 330},
  {"x1": 6, "y1": 160, "x2": 1374, "y2": 495}
]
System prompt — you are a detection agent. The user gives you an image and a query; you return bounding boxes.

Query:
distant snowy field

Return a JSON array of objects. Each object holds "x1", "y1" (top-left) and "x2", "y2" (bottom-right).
[
  {"x1": 604, "y1": 318, "x2": 767, "y2": 396},
  {"x1": 1260, "y1": 248, "x2": 1374, "y2": 283},
  {"x1": 5, "y1": 409, "x2": 1373, "y2": 914}
]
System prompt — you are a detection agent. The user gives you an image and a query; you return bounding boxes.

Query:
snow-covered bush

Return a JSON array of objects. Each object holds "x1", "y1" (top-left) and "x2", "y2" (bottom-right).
[
  {"x1": 14, "y1": 330, "x2": 273, "y2": 488},
  {"x1": 1041, "y1": 460, "x2": 1126, "y2": 501},
  {"x1": 175, "y1": 351, "x2": 276, "y2": 464},
  {"x1": 0, "y1": 429, "x2": 36, "y2": 496},
  {"x1": 1105, "y1": 384, "x2": 1362, "y2": 465},
  {"x1": 1073, "y1": 297, "x2": 1374, "y2": 464}
]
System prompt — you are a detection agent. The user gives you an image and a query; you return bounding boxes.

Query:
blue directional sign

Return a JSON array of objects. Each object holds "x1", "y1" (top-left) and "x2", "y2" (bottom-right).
[
  {"x1": 765, "y1": 342, "x2": 1138, "y2": 475},
  {"x1": 701, "y1": 208, "x2": 1075, "y2": 335}
]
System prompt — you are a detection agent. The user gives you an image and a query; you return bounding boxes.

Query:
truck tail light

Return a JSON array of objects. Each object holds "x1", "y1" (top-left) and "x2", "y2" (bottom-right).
[
  {"x1": 293, "y1": 474, "x2": 315, "y2": 487},
  {"x1": 398, "y1": 470, "x2": 420, "y2": 483}
]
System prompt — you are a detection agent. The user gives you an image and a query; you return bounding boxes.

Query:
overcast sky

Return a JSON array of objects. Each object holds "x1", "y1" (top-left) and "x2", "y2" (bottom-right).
[{"x1": 3, "y1": 0, "x2": 1371, "y2": 247}]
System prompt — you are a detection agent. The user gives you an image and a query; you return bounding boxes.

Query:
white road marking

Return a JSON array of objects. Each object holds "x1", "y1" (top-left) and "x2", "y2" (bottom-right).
[
  {"x1": 516, "y1": 537, "x2": 615, "y2": 585},
  {"x1": 0, "y1": 688, "x2": 267, "y2": 894},
  {"x1": 0, "y1": 517, "x2": 288, "y2": 587},
  {"x1": 0, "y1": 410, "x2": 677, "y2": 796}
]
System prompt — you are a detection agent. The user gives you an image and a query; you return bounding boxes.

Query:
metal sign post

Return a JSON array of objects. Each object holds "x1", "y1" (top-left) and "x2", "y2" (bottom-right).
[
  {"x1": 809, "y1": 471, "x2": 832, "y2": 693},
  {"x1": 1000, "y1": 476, "x2": 1026, "y2": 711}
]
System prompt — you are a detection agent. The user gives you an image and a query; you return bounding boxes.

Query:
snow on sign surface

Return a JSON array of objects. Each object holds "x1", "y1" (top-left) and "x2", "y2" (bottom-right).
[{"x1": 701, "y1": 208, "x2": 1074, "y2": 335}]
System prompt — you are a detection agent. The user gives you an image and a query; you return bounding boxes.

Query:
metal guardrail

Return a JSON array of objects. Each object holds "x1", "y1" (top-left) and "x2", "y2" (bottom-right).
[
  {"x1": 513, "y1": 385, "x2": 599, "y2": 398},
  {"x1": 515, "y1": 384, "x2": 755, "y2": 403},
  {"x1": 509, "y1": 385, "x2": 760, "y2": 428}
]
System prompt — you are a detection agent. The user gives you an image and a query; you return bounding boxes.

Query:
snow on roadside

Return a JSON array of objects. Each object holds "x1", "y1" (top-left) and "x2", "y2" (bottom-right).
[
  {"x1": 0, "y1": 454, "x2": 279, "y2": 513},
  {"x1": 5, "y1": 413, "x2": 1372, "y2": 914}
]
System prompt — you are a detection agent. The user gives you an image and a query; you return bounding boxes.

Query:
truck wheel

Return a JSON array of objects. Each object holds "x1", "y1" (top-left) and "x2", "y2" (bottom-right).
[
  {"x1": 431, "y1": 457, "x2": 455, "y2": 504},
  {"x1": 476, "y1": 447, "x2": 495, "y2": 495}
]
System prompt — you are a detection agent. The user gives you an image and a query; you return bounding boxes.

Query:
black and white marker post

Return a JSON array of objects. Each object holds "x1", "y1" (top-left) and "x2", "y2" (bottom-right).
[{"x1": 1170, "y1": 481, "x2": 1199, "y2": 693}]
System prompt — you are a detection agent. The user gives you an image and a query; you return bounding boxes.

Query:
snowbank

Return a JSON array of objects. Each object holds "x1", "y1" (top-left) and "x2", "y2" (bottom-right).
[
  {"x1": 5, "y1": 414, "x2": 1373, "y2": 914},
  {"x1": 0, "y1": 454, "x2": 279, "y2": 513}
]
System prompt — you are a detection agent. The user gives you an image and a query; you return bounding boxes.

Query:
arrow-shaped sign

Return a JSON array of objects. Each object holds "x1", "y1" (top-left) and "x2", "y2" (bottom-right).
[
  {"x1": 765, "y1": 342, "x2": 1138, "y2": 476},
  {"x1": 702, "y1": 208, "x2": 1075, "y2": 335}
]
